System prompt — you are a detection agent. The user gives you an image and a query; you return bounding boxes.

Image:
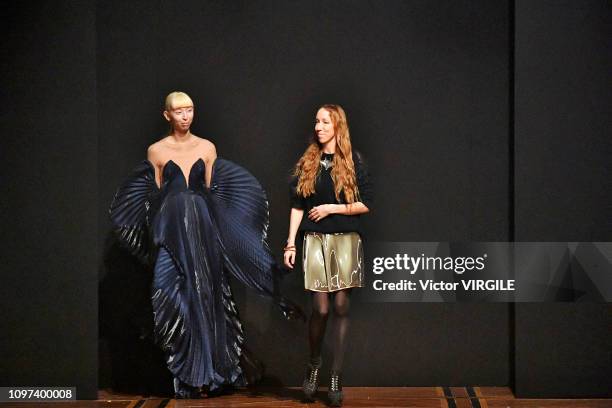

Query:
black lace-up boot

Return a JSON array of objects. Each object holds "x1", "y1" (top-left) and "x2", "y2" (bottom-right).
[
  {"x1": 302, "y1": 356, "x2": 322, "y2": 401},
  {"x1": 328, "y1": 371, "x2": 343, "y2": 406}
]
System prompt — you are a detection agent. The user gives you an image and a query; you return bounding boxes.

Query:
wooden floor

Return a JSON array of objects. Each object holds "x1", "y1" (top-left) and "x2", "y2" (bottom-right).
[{"x1": 0, "y1": 387, "x2": 610, "y2": 407}]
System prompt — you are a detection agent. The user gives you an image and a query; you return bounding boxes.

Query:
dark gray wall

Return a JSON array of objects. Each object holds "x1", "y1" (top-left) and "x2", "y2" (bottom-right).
[
  {"x1": 514, "y1": 0, "x2": 612, "y2": 398},
  {"x1": 0, "y1": 1, "x2": 98, "y2": 400},
  {"x1": 97, "y1": 0, "x2": 510, "y2": 389},
  {"x1": 1, "y1": 0, "x2": 609, "y2": 400}
]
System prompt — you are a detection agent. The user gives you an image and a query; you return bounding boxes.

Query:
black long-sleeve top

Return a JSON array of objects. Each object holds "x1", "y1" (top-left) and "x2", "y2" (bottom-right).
[{"x1": 289, "y1": 151, "x2": 373, "y2": 234}]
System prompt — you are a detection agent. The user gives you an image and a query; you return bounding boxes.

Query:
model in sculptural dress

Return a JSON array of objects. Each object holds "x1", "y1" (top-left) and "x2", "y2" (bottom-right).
[
  {"x1": 284, "y1": 104, "x2": 372, "y2": 406},
  {"x1": 110, "y1": 91, "x2": 302, "y2": 398}
]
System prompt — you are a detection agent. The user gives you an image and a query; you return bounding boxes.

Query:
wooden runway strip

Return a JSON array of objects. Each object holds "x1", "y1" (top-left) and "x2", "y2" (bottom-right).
[
  {"x1": 455, "y1": 399, "x2": 475, "y2": 408},
  {"x1": 1, "y1": 388, "x2": 611, "y2": 408},
  {"x1": 474, "y1": 387, "x2": 513, "y2": 398},
  {"x1": 126, "y1": 400, "x2": 145, "y2": 408},
  {"x1": 0, "y1": 402, "x2": 132, "y2": 408},
  {"x1": 485, "y1": 400, "x2": 612, "y2": 407},
  {"x1": 443, "y1": 386, "x2": 457, "y2": 408},
  {"x1": 141, "y1": 399, "x2": 168, "y2": 408},
  {"x1": 450, "y1": 387, "x2": 469, "y2": 398},
  {"x1": 466, "y1": 386, "x2": 482, "y2": 408}
]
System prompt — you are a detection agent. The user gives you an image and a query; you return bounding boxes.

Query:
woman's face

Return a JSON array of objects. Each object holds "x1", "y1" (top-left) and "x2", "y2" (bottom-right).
[
  {"x1": 315, "y1": 108, "x2": 336, "y2": 145},
  {"x1": 165, "y1": 104, "x2": 194, "y2": 132}
]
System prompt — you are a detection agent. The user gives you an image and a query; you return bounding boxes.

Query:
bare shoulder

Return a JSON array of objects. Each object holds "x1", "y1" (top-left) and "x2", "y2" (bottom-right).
[
  {"x1": 147, "y1": 139, "x2": 168, "y2": 164},
  {"x1": 194, "y1": 136, "x2": 217, "y2": 161},
  {"x1": 195, "y1": 136, "x2": 216, "y2": 152},
  {"x1": 147, "y1": 139, "x2": 164, "y2": 153}
]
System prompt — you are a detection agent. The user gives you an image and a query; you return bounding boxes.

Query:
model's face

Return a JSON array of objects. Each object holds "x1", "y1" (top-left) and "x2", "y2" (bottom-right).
[
  {"x1": 165, "y1": 104, "x2": 194, "y2": 131},
  {"x1": 315, "y1": 108, "x2": 335, "y2": 145}
]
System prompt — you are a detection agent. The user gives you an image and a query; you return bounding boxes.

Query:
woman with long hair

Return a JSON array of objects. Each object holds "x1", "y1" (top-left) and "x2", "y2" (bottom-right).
[{"x1": 284, "y1": 104, "x2": 372, "y2": 406}]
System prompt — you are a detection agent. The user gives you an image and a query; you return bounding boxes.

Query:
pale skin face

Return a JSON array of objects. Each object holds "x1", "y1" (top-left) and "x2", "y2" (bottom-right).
[
  {"x1": 163, "y1": 104, "x2": 194, "y2": 134},
  {"x1": 315, "y1": 108, "x2": 336, "y2": 153}
]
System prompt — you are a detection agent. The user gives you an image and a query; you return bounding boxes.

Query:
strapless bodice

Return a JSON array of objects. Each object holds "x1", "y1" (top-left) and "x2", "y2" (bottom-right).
[{"x1": 158, "y1": 158, "x2": 207, "y2": 193}]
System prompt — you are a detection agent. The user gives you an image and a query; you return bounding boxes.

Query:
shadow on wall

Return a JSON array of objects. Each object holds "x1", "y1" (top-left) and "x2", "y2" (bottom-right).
[{"x1": 99, "y1": 232, "x2": 173, "y2": 396}]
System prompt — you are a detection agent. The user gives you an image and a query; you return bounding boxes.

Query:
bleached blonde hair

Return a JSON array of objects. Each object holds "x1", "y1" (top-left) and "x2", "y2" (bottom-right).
[{"x1": 164, "y1": 91, "x2": 194, "y2": 111}]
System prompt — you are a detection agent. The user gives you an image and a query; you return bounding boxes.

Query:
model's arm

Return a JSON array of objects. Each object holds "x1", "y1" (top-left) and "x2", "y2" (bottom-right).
[
  {"x1": 203, "y1": 141, "x2": 217, "y2": 188},
  {"x1": 147, "y1": 144, "x2": 162, "y2": 188},
  {"x1": 284, "y1": 208, "x2": 304, "y2": 269}
]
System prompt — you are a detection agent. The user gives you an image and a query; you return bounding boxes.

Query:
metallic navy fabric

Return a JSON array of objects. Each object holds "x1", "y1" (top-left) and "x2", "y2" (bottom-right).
[{"x1": 109, "y1": 158, "x2": 302, "y2": 390}]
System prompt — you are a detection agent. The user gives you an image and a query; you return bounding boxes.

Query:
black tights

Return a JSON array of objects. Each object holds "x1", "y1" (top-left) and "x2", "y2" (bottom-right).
[{"x1": 309, "y1": 289, "x2": 351, "y2": 373}]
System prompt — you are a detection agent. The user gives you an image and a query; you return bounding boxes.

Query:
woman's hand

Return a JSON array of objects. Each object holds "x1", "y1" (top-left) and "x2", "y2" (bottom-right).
[
  {"x1": 285, "y1": 208, "x2": 303, "y2": 269},
  {"x1": 308, "y1": 204, "x2": 334, "y2": 222},
  {"x1": 284, "y1": 248, "x2": 296, "y2": 269}
]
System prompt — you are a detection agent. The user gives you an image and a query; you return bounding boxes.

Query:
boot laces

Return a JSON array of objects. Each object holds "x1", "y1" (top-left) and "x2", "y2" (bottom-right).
[
  {"x1": 309, "y1": 366, "x2": 319, "y2": 383},
  {"x1": 330, "y1": 374, "x2": 340, "y2": 391}
]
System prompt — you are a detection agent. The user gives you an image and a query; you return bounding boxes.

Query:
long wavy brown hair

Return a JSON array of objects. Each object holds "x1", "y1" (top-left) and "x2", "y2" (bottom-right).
[{"x1": 294, "y1": 104, "x2": 360, "y2": 203}]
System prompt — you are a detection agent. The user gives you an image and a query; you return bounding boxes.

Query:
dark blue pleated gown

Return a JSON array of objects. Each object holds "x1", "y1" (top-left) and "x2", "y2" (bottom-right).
[{"x1": 109, "y1": 158, "x2": 299, "y2": 391}]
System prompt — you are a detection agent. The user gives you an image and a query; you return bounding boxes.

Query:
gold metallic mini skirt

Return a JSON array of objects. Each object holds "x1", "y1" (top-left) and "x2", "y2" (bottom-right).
[{"x1": 302, "y1": 232, "x2": 364, "y2": 292}]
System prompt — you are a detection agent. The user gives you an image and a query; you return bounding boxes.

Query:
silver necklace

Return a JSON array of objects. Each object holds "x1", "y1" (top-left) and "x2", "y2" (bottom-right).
[{"x1": 320, "y1": 156, "x2": 334, "y2": 170}]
